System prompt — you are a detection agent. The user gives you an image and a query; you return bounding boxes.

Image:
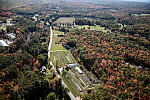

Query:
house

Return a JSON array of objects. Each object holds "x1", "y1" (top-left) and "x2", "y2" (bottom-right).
[
  {"x1": 41, "y1": 66, "x2": 46, "y2": 74},
  {"x1": 64, "y1": 64, "x2": 71, "y2": 70},
  {"x1": 138, "y1": 66, "x2": 142, "y2": 69},
  {"x1": 32, "y1": 14, "x2": 39, "y2": 21},
  {"x1": 7, "y1": 18, "x2": 12, "y2": 24},
  {"x1": 0, "y1": 40, "x2": 9, "y2": 46}
]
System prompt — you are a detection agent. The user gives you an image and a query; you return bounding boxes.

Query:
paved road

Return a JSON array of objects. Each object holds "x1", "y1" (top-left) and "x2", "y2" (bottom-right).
[
  {"x1": 48, "y1": 26, "x2": 53, "y2": 59},
  {"x1": 48, "y1": 26, "x2": 77, "y2": 100}
]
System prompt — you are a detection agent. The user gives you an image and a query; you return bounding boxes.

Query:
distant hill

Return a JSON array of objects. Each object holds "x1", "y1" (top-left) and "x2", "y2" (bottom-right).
[
  {"x1": 0, "y1": 0, "x2": 150, "y2": 9},
  {"x1": 0, "y1": 0, "x2": 53, "y2": 9}
]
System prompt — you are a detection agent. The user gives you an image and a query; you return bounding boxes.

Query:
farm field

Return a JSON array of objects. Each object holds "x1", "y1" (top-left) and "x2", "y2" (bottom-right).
[
  {"x1": 50, "y1": 30, "x2": 76, "y2": 66},
  {"x1": 61, "y1": 67, "x2": 90, "y2": 97},
  {"x1": 50, "y1": 29, "x2": 91, "y2": 97},
  {"x1": 50, "y1": 51, "x2": 76, "y2": 67},
  {"x1": 51, "y1": 30, "x2": 66, "y2": 51},
  {"x1": 51, "y1": 44, "x2": 66, "y2": 51}
]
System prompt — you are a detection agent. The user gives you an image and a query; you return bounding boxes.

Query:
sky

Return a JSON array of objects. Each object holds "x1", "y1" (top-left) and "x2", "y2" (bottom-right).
[{"x1": 125, "y1": 0, "x2": 150, "y2": 2}]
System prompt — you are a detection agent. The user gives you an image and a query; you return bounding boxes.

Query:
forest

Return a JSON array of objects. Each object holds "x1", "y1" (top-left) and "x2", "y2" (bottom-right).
[
  {"x1": 0, "y1": 13, "x2": 70, "y2": 100},
  {"x1": 0, "y1": 0, "x2": 150, "y2": 100},
  {"x1": 64, "y1": 29, "x2": 150, "y2": 99}
]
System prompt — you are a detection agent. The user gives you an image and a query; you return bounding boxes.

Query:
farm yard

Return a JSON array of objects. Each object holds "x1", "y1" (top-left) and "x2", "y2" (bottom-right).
[
  {"x1": 50, "y1": 29, "x2": 90, "y2": 97},
  {"x1": 50, "y1": 29, "x2": 76, "y2": 66}
]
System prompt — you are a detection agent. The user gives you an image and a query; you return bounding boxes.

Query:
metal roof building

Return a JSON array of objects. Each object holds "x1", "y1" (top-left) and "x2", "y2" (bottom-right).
[
  {"x1": 68, "y1": 63, "x2": 78, "y2": 67},
  {"x1": 0, "y1": 40, "x2": 9, "y2": 46},
  {"x1": 6, "y1": 33, "x2": 16, "y2": 39},
  {"x1": 75, "y1": 66, "x2": 83, "y2": 74}
]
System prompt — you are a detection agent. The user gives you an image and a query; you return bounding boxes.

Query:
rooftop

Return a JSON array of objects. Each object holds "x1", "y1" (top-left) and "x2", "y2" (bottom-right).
[
  {"x1": 0, "y1": 40, "x2": 9, "y2": 46},
  {"x1": 6, "y1": 33, "x2": 16, "y2": 39}
]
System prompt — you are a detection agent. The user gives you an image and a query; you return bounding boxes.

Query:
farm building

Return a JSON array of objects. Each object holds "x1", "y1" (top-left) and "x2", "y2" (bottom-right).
[
  {"x1": 7, "y1": 18, "x2": 12, "y2": 24},
  {"x1": 64, "y1": 63, "x2": 78, "y2": 70},
  {"x1": 0, "y1": 40, "x2": 9, "y2": 46},
  {"x1": 53, "y1": 17, "x2": 75, "y2": 27},
  {"x1": 69, "y1": 63, "x2": 78, "y2": 67},
  {"x1": 3, "y1": 39, "x2": 11, "y2": 45},
  {"x1": 6, "y1": 33, "x2": 16, "y2": 40},
  {"x1": 41, "y1": 66, "x2": 46, "y2": 74},
  {"x1": 75, "y1": 66, "x2": 83, "y2": 74},
  {"x1": 64, "y1": 64, "x2": 71, "y2": 70}
]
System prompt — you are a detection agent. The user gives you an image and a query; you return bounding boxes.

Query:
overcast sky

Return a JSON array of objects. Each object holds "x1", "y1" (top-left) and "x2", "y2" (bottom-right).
[{"x1": 125, "y1": 0, "x2": 150, "y2": 2}]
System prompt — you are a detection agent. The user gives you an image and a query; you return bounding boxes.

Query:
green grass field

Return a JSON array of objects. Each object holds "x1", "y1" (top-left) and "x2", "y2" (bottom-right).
[
  {"x1": 45, "y1": 74, "x2": 53, "y2": 79},
  {"x1": 61, "y1": 67, "x2": 89, "y2": 97},
  {"x1": 2, "y1": 25, "x2": 6, "y2": 31},
  {"x1": 75, "y1": 25, "x2": 109, "y2": 32},
  {"x1": 53, "y1": 30, "x2": 64, "y2": 35},
  {"x1": 51, "y1": 30, "x2": 66, "y2": 51},
  {"x1": 7, "y1": 18, "x2": 12, "y2": 21},
  {"x1": 62, "y1": 73, "x2": 79, "y2": 97},
  {"x1": 51, "y1": 43, "x2": 66, "y2": 51}
]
